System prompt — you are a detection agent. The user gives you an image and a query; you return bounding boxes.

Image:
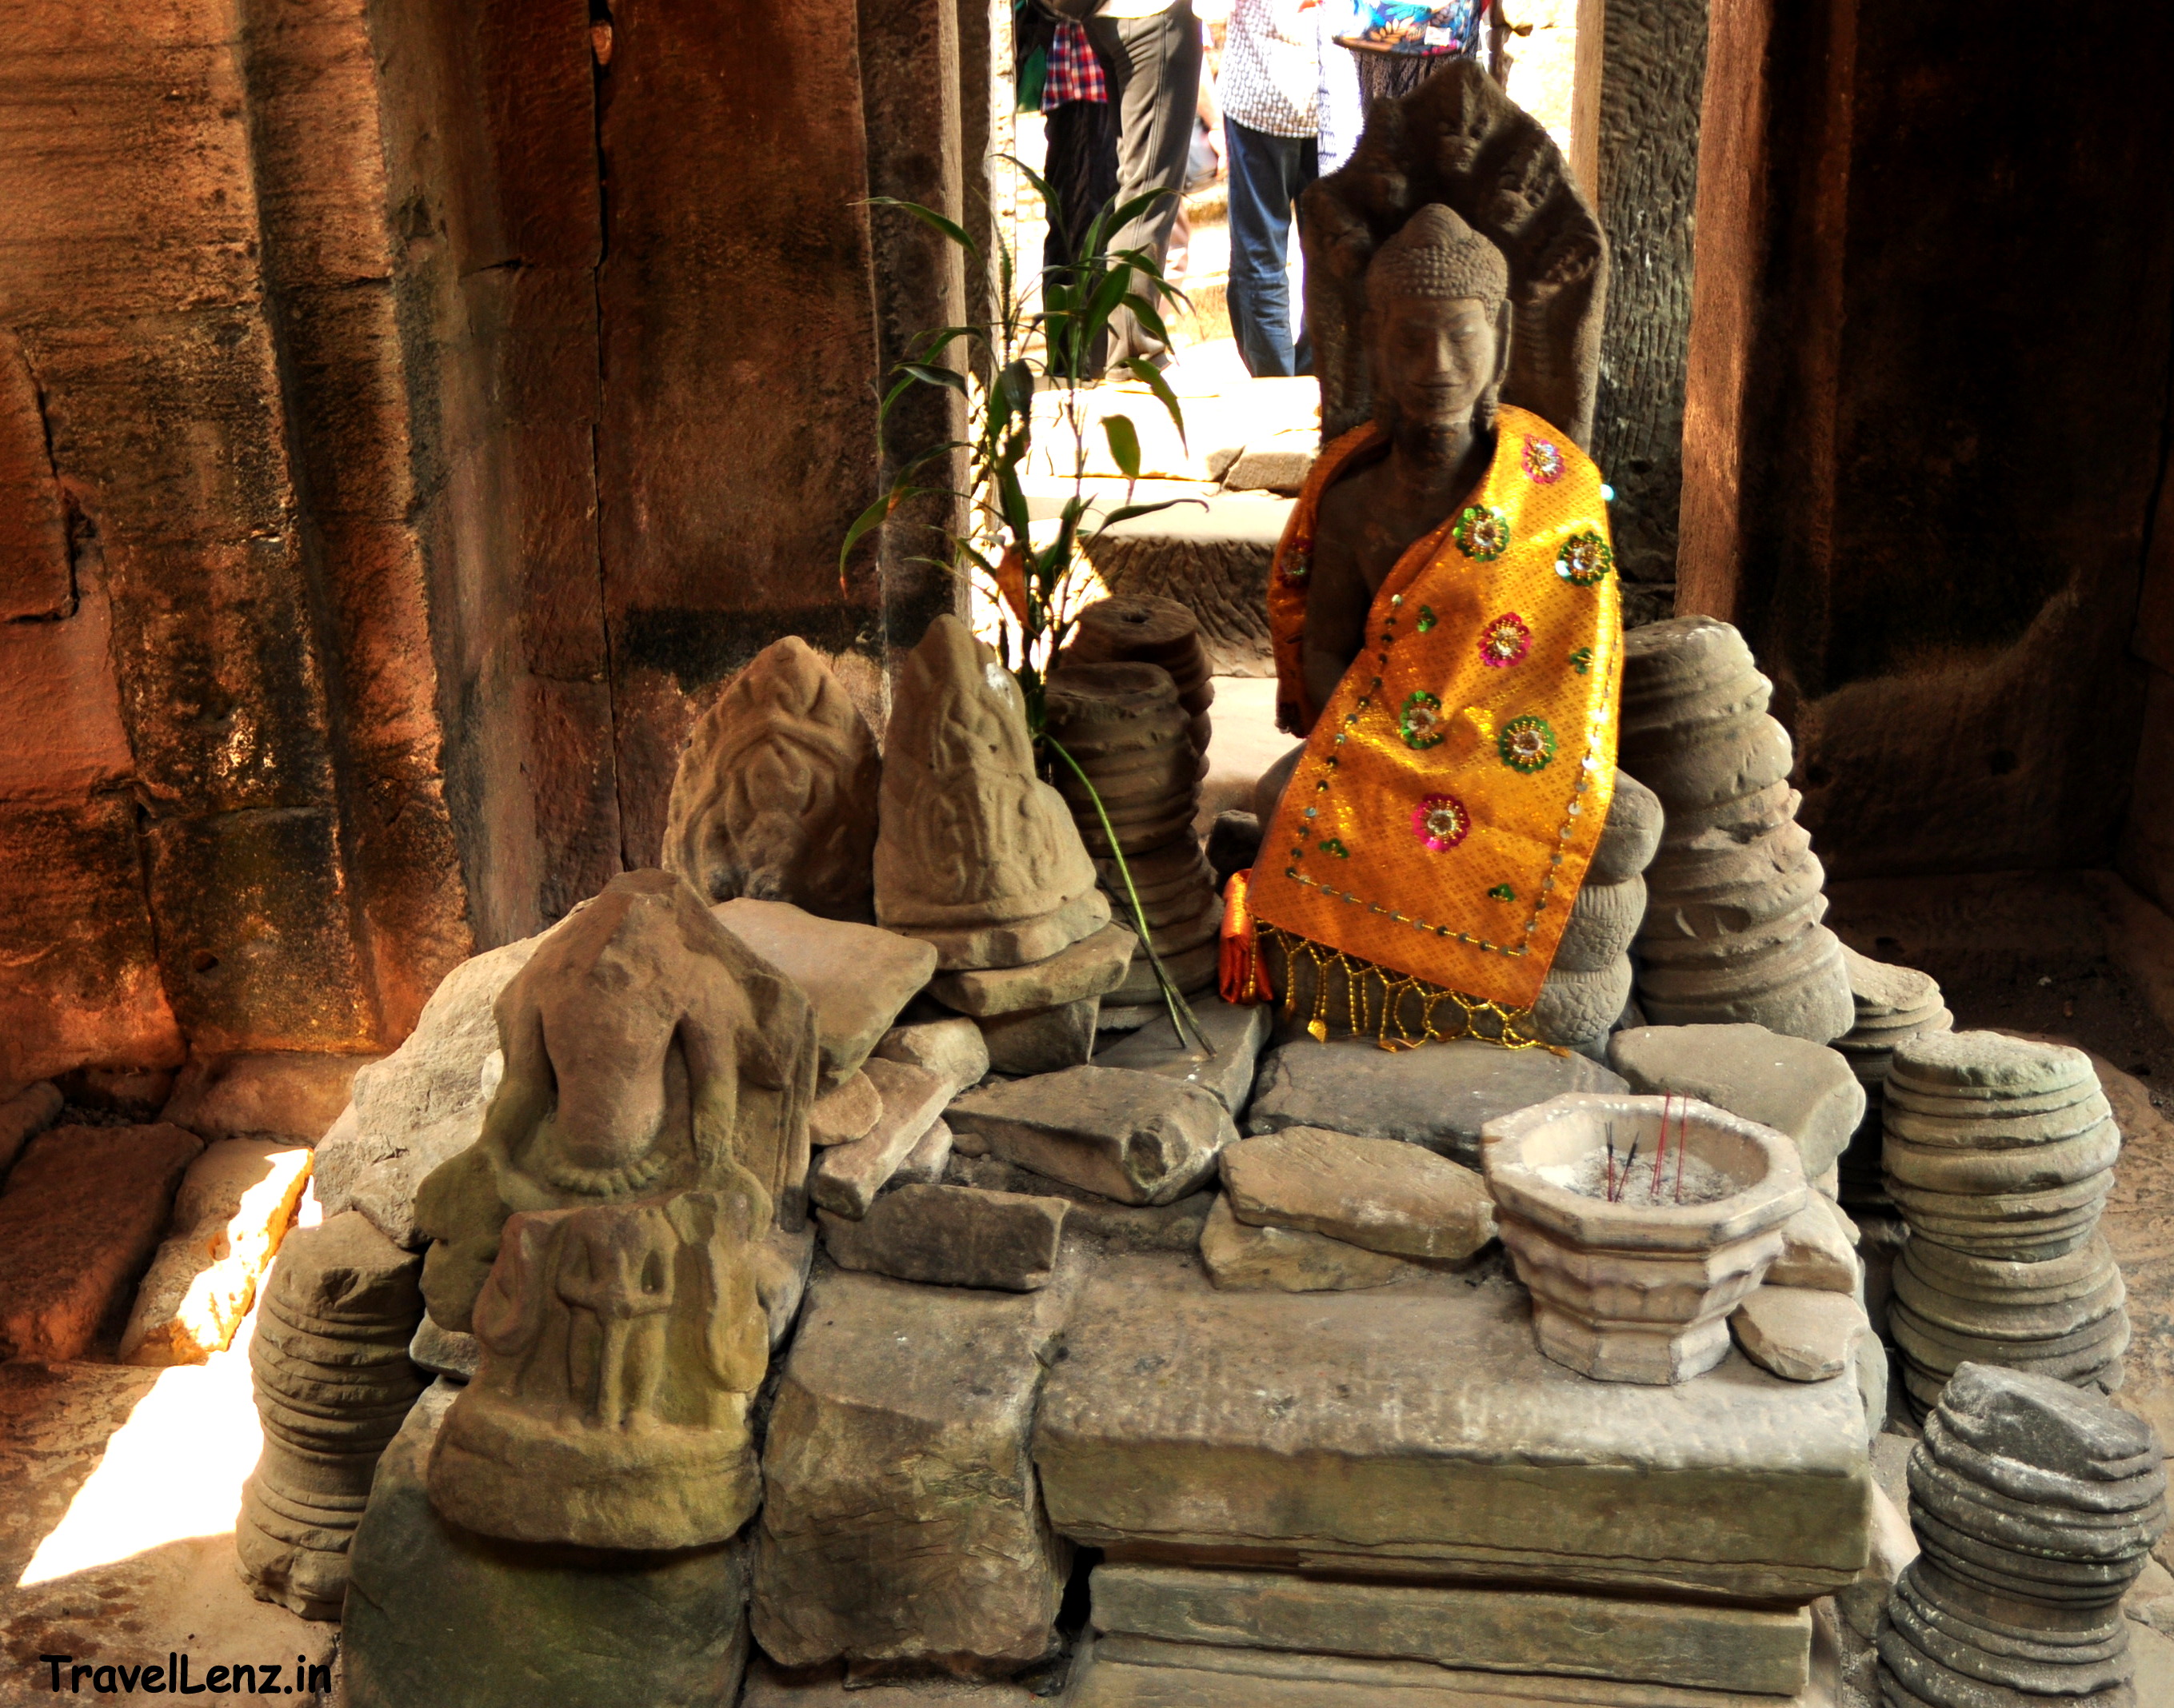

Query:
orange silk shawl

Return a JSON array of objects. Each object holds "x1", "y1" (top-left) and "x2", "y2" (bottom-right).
[{"x1": 1253, "y1": 404, "x2": 1622, "y2": 1011}]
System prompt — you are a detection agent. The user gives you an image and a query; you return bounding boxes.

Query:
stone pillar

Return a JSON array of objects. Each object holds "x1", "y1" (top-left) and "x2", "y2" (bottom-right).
[
  {"x1": 365, "y1": 0, "x2": 624, "y2": 944},
  {"x1": 1585, "y1": 0, "x2": 1710, "y2": 627},
  {"x1": 859, "y1": 0, "x2": 973, "y2": 668},
  {"x1": 595, "y1": 0, "x2": 888, "y2": 869}
]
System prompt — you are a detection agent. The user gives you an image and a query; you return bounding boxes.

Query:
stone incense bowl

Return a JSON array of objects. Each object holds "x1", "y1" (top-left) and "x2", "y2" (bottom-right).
[{"x1": 1482, "y1": 1093, "x2": 1808, "y2": 1384}]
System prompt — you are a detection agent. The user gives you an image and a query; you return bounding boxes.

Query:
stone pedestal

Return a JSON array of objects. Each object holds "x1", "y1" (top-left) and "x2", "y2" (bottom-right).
[
  {"x1": 1033, "y1": 1253, "x2": 1873, "y2": 1602},
  {"x1": 344, "y1": 1382, "x2": 753, "y2": 1708}
]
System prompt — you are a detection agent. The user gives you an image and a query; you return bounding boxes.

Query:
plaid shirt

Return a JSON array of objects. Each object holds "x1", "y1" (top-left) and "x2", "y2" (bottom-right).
[
  {"x1": 1042, "y1": 22, "x2": 1110, "y2": 109},
  {"x1": 1219, "y1": 0, "x2": 1321, "y2": 138}
]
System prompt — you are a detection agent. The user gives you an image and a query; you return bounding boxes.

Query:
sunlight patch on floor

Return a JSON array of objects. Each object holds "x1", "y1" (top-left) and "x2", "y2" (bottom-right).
[{"x1": 18, "y1": 1312, "x2": 265, "y2": 1587}]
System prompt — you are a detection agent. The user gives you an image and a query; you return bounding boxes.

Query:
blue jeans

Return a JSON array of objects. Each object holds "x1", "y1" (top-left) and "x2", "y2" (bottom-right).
[{"x1": 1225, "y1": 118, "x2": 1319, "y2": 377}]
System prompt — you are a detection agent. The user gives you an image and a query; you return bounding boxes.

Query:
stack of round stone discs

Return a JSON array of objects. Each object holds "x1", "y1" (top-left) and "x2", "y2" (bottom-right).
[
  {"x1": 1066, "y1": 595, "x2": 1214, "y2": 783},
  {"x1": 1880, "y1": 1362, "x2": 2165, "y2": 1708},
  {"x1": 1045, "y1": 661, "x2": 1221, "y2": 999},
  {"x1": 1618, "y1": 617, "x2": 1855, "y2": 1044},
  {"x1": 1833, "y1": 945, "x2": 1954, "y2": 1211},
  {"x1": 1884, "y1": 1032, "x2": 2128, "y2": 1418}
]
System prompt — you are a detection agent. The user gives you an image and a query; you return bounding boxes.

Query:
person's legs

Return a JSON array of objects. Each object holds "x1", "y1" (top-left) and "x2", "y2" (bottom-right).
[
  {"x1": 1225, "y1": 123, "x2": 1325, "y2": 377},
  {"x1": 1225, "y1": 119, "x2": 1309, "y2": 377},
  {"x1": 1089, "y1": 1, "x2": 1202, "y2": 366},
  {"x1": 1290, "y1": 134, "x2": 1321, "y2": 374}
]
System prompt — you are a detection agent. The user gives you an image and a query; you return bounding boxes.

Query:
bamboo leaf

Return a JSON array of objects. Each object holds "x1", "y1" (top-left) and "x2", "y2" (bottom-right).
[
  {"x1": 1121, "y1": 357, "x2": 1188, "y2": 445},
  {"x1": 1121, "y1": 292, "x2": 1173, "y2": 348},
  {"x1": 897, "y1": 362, "x2": 968, "y2": 392},
  {"x1": 1095, "y1": 497, "x2": 1201, "y2": 529},
  {"x1": 837, "y1": 486, "x2": 901, "y2": 580},
  {"x1": 1102, "y1": 414, "x2": 1141, "y2": 481},
  {"x1": 863, "y1": 196, "x2": 977, "y2": 257}
]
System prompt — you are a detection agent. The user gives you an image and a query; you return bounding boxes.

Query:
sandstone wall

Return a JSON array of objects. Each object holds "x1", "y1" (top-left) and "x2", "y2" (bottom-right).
[
  {"x1": 0, "y1": 0, "x2": 964, "y2": 1088},
  {"x1": 1677, "y1": 0, "x2": 2174, "y2": 881}
]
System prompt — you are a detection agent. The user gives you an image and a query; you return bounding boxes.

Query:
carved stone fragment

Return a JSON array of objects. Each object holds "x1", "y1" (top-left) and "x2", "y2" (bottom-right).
[
  {"x1": 426, "y1": 1187, "x2": 771, "y2": 1550},
  {"x1": 237, "y1": 1211, "x2": 428, "y2": 1618},
  {"x1": 415, "y1": 870, "x2": 819, "y2": 1331},
  {"x1": 662, "y1": 637, "x2": 881, "y2": 920},
  {"x1": 1621, "y1": 619, "x2": 1855, "y2": 1044},
  {"x1": 874, "y1": 615, "x2": 1107, "y2": 970},
  {"x1": 1878, "y1": 1364, "x2": 2166, "y2": 1708}
]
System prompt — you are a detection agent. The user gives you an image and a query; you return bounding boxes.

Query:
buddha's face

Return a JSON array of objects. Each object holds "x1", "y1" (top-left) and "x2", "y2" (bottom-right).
[{"x1": 1369, "y1": 293, "x2": 1501, "y2": 437}]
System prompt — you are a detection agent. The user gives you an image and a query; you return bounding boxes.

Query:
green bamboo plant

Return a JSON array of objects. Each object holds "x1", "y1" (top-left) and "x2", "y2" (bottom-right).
[{"x1": 841, "y1": 163, "x2": 1211, "y2": 1051}]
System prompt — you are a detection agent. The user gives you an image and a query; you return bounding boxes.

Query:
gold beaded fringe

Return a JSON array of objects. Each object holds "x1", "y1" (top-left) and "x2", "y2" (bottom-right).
[{"x1": 1258, "y1": 922, "x2": 1548, "y2": 1052}]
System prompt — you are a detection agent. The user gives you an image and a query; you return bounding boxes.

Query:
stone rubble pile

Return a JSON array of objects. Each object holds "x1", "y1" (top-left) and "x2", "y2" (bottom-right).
[
  {"x1": 1618, "y1": 617, "x2": 1854, "y2": 1044},
  {"x1": 877, "y1": 616, "x2": 1123, "y2": 1074},
  {"x1": 1884, "y1": 1031, "x2": 2128, "y2": 1418},
  {"x1": 302, "y1": 604, "x2": 1919, "y2": 1706},
  {"x1": 1045, "y1": 660, "x2": 1222, "y2": 1004},
  {"x1": 1833, "y1": 945, "x2": 1955, "y2": 1211},
  {"x1": 1531, "y1": 768, "x2": 1661, "y2": 1056},
  {"x1": 1878, "y1": 1362, "x2": 2165, "y2": 1708},
  {"x1": 237, "y1": 1211, "x2": 427, "y2": 1618}
]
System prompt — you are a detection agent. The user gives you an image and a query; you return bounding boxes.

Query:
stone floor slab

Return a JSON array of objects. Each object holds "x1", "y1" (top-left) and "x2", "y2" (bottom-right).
[
  {"x1": 1033, "y1": 1254, "x2": 1872, "y2": 1602},
  {"x1": 1062, "y1": 1633, "x2": 1840, "y2": 1708},
  {"x1": 1089, "y1": 1564, "x2": 1811, "y2": 1694}
]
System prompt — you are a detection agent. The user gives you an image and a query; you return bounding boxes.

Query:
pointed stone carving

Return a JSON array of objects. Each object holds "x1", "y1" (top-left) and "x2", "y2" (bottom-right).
[
  {"x1": 416, "y1": 870, "x2": 819, "y2": 1334},
  {"x1": 426, "y1": 1187, "x2": 770, "y2": 1549},
  {"x1": 661, "y1": 637, "x2": 881, "y2": 921},
  {"x1": 874, "y1": 616, "x2": 1108, "y2": 970}
]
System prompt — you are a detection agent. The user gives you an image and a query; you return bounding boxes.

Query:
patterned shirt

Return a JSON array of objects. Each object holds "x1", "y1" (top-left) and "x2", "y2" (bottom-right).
[
  {"x1": 1218, "y1": 0, "x2": 1321, "y2": 138},
  {"x1": 1042, "y1": 22, "x2": 1110, "y2": 109}
]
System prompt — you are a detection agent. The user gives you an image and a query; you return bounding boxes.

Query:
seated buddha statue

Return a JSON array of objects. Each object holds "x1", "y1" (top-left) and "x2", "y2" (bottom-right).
[{"x1": 1227, "y1": 119, "x2": 1621, "y2": 1046}]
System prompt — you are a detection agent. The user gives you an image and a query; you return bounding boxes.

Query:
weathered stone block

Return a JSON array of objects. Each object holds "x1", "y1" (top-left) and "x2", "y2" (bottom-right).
[
  {"x1": 948, "y1": 1067, "x2": 1234, "y2": 1205},
  {"x1": 818, "y1": 1183, "x2": 1068, "y2": 1291},
  {"x1": 1064, "y1": 1632, "x2": 1834, "y2": 1706},
  {"x1": 873, "y1": 1016, "x2": 990, "y2": 1094},
  {"x1": 809, "y1": 1071, "x2": 881, "y2": 1146},
  {"x1": 1767, "y1": 1195, "x2": 1860, "y2": 1293},
  {"x1": 1730, "y1": 1287, "x2": 1867, "y2": 1382},
  {"x1": 1033, "y1": 1254, "x2": 1873, "y2": 1600},
  {"x1": 1245, "y1": 1038, "x2": 1625, "y2": 1168},
  {"x1": 343, "y1": 1382, "x2": 753, "y2": 1708},
  {"x1": 975, "y1": 996, "x2": 1099, "y2": 1075},
  {"x1": 0, "y1": 1080, "x2": 62, "y2": 1175},
  {"x1": 1093, "y1": 993, "x2": 1270, "y2": 1114},
  {"x1": 163, "y1": 1050, "x2": 371, "y2": 1145},
  {"x1": 1199, "y1": 1194, "x2": 1409, "y2": 1292},
  {"x1": 0, "y1": 1123, "x2": 202, "y2": 1360},
  {"x1": 1221, "y1": 1127, "x2": 1494, "y2": 1261},
  {"x1": 928, "y1": 921, "x2": 1134, "y2": 1016},
  {"x1": 316, "y1": 937, "x2": 540, "y2": 1247},
  {"x1": 753, "y1": 1261, "x2": 1082, "y2": 1675},
  {"x1": 810, "y1": 1059, "x2": 948, "y2": 1219},
  {"x1": 1607, "y1": 1024, "x2": 1866, "y2": 1179},
  {"x1": 1089, "y1": 1564, "x2": 1812, "y2": 1694},
  {"x1": 712, "y1": 899, "x2": 937, "y2": 1089}
]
